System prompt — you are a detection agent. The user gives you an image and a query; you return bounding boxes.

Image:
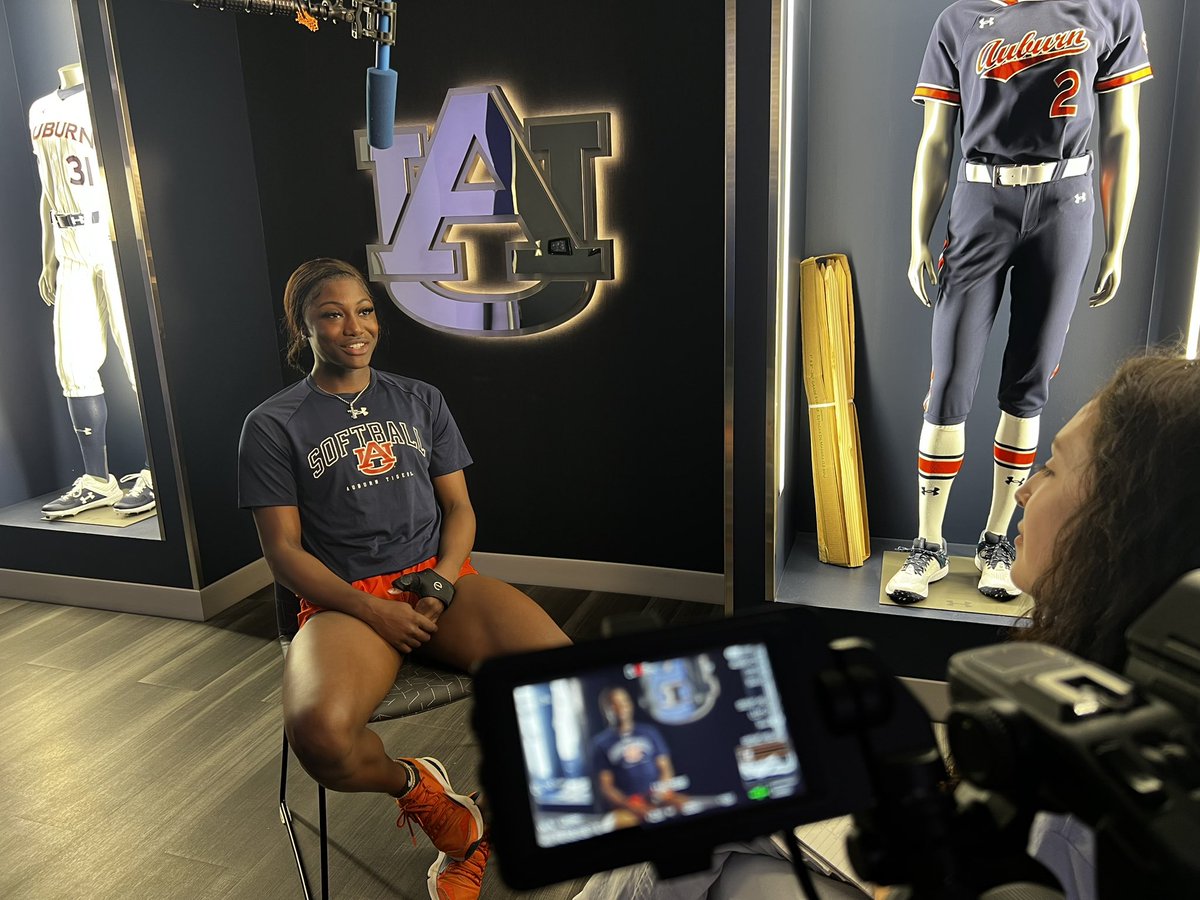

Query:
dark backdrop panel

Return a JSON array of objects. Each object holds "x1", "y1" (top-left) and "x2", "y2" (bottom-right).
[
  {"x1": 796, "y1": 0, "x2": 1184, "y2": 546},
  {"x1": 111, "y1": 0, "x2": 281, "y2": 585},
  {"x1": 235, "y1": 2, "x2": 724, "y2": 573}
]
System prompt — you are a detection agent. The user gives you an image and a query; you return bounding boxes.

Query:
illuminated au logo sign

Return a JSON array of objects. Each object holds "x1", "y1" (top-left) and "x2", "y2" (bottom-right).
[{"x1": 356, "y1": 85, "x2": 615, "y2": 335}]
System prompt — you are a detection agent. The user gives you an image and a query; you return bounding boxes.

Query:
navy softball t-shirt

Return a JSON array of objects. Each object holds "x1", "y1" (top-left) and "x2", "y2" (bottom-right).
[
  {"x1": 238, "y1": 370, "x2": 472, "y2": 583},
  {"x1": 592, "y1": 724, "x2": 670, "y2": 798}
]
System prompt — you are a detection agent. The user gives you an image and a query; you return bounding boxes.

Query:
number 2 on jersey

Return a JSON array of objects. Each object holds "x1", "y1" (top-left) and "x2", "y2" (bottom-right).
[{"x1": 1050, "y1": 69, "x2": 1081, "y2": 118}]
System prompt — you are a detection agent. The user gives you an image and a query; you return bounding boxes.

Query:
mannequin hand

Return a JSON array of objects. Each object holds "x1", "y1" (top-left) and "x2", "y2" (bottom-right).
[
  {"x1": 907, "y1": 248, "x2": 936, "y2": 308},
  {"x1": 38, "y1": 263, "x2": 57, "y2": 307},
  {"x1": 371, "y1": 600, "x2": 437, "y2": 654},
  {"x1": 1089, "y1": 252, "x2": 1121, "y2": 308}
]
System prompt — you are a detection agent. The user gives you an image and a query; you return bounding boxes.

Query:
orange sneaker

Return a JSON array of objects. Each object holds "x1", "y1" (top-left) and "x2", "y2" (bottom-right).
[
  {"x1": 427, "y1": 835, "x2": 490, "y2": 899},
  {"x1": 395, "y1": 757, "x2": 484, "y2": 860}
]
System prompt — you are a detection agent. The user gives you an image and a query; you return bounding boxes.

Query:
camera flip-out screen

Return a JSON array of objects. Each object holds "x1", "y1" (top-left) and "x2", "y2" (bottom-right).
[
  {"x1": 517, "y1": 641, "x2": 804, "y2": 848},
  {"x1": 473, "y1": 608, "x2": 871, "y2": 888}
]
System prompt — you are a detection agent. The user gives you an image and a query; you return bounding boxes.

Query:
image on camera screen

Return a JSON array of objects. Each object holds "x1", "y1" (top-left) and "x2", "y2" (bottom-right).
[{"x1": 513, "y1": 642, "x2": 804, "y2": 848}]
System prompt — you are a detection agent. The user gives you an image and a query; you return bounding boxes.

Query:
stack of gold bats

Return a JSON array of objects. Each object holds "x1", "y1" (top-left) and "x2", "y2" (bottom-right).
[{"x1": 800, "y1": 254, "x2": 870, "y2": 567}]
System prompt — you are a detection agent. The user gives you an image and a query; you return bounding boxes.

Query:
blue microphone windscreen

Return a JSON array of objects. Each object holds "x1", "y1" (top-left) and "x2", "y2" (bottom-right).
[{"x1": 366, "y1": 67, "x2": 398, "y2": 150}]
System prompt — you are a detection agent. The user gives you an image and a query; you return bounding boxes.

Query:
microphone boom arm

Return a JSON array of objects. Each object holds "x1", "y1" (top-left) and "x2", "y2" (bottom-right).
[{"x1": 188, "y1": 1, "x2": 395, "y2": 46}]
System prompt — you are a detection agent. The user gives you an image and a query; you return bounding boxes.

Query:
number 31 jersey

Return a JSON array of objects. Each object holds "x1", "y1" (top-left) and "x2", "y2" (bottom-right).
[
  {"x1": 913, "y1": 0, "x2": 1153, "y2": 165},
  {"x1": 29, "y1": 86, "x2": 113, "y2": 252}
]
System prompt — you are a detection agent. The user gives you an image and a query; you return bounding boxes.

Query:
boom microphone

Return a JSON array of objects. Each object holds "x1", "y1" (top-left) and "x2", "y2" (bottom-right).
[{"x1": 365, "y1": 11, "x2": 396, "y2": 150}]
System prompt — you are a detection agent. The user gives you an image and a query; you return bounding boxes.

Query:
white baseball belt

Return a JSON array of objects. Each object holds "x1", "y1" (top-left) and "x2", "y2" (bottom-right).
[{"x1": 964, "y1": 154, "x2": 1091, "y2": 187}]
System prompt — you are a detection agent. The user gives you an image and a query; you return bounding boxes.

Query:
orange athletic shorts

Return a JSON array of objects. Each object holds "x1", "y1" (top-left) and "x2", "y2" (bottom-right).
[{"x1": 296, "y1": 555, "x2": 478, "y2": 629}]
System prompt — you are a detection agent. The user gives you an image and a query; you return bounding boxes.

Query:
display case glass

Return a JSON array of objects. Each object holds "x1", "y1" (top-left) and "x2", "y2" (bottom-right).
[{"x1": 0, "y1": 0, "x2": 162, "y2": 540}]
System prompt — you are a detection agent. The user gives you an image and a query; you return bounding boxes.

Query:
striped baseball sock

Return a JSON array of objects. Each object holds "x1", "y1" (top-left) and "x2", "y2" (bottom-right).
[
  {"x1": 985, "y1": 412, "x2": 1040, "y2": 537},
  {"x1": 916, "y1": 421, "x2": 965, "y2": 548}
]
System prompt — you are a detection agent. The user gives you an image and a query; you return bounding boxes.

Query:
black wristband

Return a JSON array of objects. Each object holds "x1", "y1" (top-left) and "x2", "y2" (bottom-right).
[{"x1": 393, "y1": 570, "x2": 456, "y2": 608}]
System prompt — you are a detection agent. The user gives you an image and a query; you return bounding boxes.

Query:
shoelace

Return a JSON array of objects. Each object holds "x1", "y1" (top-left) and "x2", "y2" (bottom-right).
[
  {"x1": 55, "y1": 478, "x2": 90, "y2": 502},
  {"x1": 895, "y1": 545, "x2": 937, "y2": 575},
  {"x1": 979, "y1": 538, "x2": 1016, "y2": 568},
  {"x1": 396, "y1": 784, "x2": 466, "y2": 850},
  {"x1": 120, "y1": 473, "x2": 151, "y2": 498}
]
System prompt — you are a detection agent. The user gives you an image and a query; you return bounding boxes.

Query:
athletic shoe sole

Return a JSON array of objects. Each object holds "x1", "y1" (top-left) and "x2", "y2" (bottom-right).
[
  {"x1": 43, "y1": 497, "x2": 121, "y2": 519},
  {"x1": 427, "y1": 851, "x2": 449, "y2": 900},
  {"x1": 114, "y1": 501, "x2": 156, "y2": 516},
  {"x1": 887, "y1": 563, "x2": 949, "y2": 605},
  {"x1": 414, "y1": 757, "x2": 486, "y2": 861}
]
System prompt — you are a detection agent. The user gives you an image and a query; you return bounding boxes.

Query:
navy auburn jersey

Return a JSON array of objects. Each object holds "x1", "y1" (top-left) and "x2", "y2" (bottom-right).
[{"x1": 913, "y1": 0, "x2": 1152, "y2": 164}]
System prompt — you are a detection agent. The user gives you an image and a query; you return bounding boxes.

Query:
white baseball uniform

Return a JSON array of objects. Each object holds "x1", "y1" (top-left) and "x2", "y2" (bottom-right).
[{"x1": 30, "y1": 84, "x2": 134, "y2": 398}]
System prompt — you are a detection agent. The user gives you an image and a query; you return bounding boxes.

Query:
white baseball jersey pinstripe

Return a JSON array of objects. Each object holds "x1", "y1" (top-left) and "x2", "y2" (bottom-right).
[{"x1": 30, "y1": 85, "x2": 134, "y2": 398}]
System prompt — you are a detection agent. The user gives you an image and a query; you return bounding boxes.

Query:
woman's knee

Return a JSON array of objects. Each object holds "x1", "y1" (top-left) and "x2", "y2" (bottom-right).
[{"x1": 284, "y1": 699, "x2": 361, "y2": 774}]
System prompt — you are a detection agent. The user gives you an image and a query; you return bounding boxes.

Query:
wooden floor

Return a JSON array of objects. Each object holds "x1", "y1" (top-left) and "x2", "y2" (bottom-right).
[{"x1": 0, "y1": 585, "x2": 723, "y2": 899}]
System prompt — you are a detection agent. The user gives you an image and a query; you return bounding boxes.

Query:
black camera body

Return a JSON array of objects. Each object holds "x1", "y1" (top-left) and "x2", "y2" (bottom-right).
[{"x1": 471, "y1": 572, "x2": 1200, "y2": 897}]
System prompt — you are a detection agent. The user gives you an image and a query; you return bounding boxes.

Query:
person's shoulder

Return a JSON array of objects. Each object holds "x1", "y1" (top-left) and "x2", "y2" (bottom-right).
[
  {"x1": 244, "y1": 379, "x2": 310, "y2": 428},
  {"x1": 375, "y1": 370, "x2": 447, "y2": 407}
]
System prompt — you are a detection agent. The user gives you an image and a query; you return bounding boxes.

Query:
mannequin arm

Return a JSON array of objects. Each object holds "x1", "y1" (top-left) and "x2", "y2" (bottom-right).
[
  {"x1": 38, "y1": 192, "x2": 57, "y2": 307},
  {"x1": 1089, "y1": 85, "x2": 1141, "y2": 308},
  {"x1": 909, "y1": 101, "x2": 958, "y2": 307}
]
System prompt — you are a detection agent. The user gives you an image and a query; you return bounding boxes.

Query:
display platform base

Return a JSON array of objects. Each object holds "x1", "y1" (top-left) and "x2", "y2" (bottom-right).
[
  {"x1": 48, "y1": 505, "x2": 157, "y2": 528},
  {"x1": 878, "y1": 550, "x2": 1033, "y2": 618},
  {"x1": 0, "y1": 494, "x2": 160, "y2": 540},
  {"x1": 777, "y1": 533, "x2": 1028, "y2": 681}
]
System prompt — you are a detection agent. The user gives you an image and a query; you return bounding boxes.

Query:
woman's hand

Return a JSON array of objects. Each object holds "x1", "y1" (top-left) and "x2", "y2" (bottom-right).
[
  {"x1": 387, "y1": 568, "x2": 456, "y2": 626},
  {"x1": 412, "y1": 595, "x2": 447, "y2": 624},
  {"x1": 369, "y1": 600, "x2": 437, "y2": 654}
]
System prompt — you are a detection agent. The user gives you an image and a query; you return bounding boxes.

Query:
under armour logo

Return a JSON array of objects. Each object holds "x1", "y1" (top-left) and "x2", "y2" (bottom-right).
[
  {"x1": 1073, "y1": 192, "x2": 1087, "y2": 204},
  {"x1": 1005, "y1": 475, "x2": 1026, "y2": 486},
  {"x1": 349, "y1": 406, "x2": 369, "y2": 418},
  {"x1": 74, "y1": 427, "x2": 93, "y2": 436},
  {"x1": 979, "y1": 16, "x2": 995, "y2": 27},
  {"x1": 920, "y1": 486, "x2": 941, "y2": 496}
]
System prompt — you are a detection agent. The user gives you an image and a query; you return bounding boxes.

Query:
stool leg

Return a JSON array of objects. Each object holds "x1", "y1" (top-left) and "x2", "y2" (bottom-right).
[
  {"x1": 319, "y1": 785, "x2": 329, "y2": 900},
  {"x1": 279, "y1": 732, "x2": 315, "y2": 900}
]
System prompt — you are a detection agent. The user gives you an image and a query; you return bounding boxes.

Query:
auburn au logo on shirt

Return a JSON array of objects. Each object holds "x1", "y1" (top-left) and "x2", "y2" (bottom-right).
[
  {"x1": 353, "y1": 440, "x2": 397, "y2": 475},
  {"x1": 307, "y1": 419, "x2": 426, "y2": 479}
]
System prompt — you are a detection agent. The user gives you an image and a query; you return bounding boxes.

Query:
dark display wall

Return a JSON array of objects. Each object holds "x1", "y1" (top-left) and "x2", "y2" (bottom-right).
[
  {"x1": 233, "y1": 3, "x2": 725, "y2": 573},
  {"x1": 109, "y1": 0, "x2": 282, "y2": 586},
  {"x1": 791, "y1": 0, "x2": 1191, "y2": 547}
]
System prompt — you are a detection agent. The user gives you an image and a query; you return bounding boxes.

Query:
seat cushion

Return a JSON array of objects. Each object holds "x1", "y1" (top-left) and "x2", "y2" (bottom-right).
[
  {"x1": 369, "y1": 661, "x2": 473, "y2": 721},
  {"x1": 278, "y1": 636, "x2": 472, "y2": 721}
]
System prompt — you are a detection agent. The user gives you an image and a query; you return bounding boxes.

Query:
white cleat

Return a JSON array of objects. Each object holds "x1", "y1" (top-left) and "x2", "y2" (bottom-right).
[
  {"x1": 886, "y1": 538, "x2": 949, "y2": 605},
  {"x1": 41, "y1": 474, "x2": 122, "y2": 519},
  {"x1": 975, "y1": 531, "x2": 1021, "y2": 601}
]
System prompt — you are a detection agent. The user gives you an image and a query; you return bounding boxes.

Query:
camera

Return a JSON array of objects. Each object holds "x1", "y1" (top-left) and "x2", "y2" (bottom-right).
[{"x1": 472, "y1": 572, "x2": 1200, "y2": 897}]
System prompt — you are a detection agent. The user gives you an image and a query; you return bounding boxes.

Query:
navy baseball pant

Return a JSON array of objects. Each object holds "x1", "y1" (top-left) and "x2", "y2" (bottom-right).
[{"x1": 924, "y1": 167, "x2": 1094, "y2": 426}]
